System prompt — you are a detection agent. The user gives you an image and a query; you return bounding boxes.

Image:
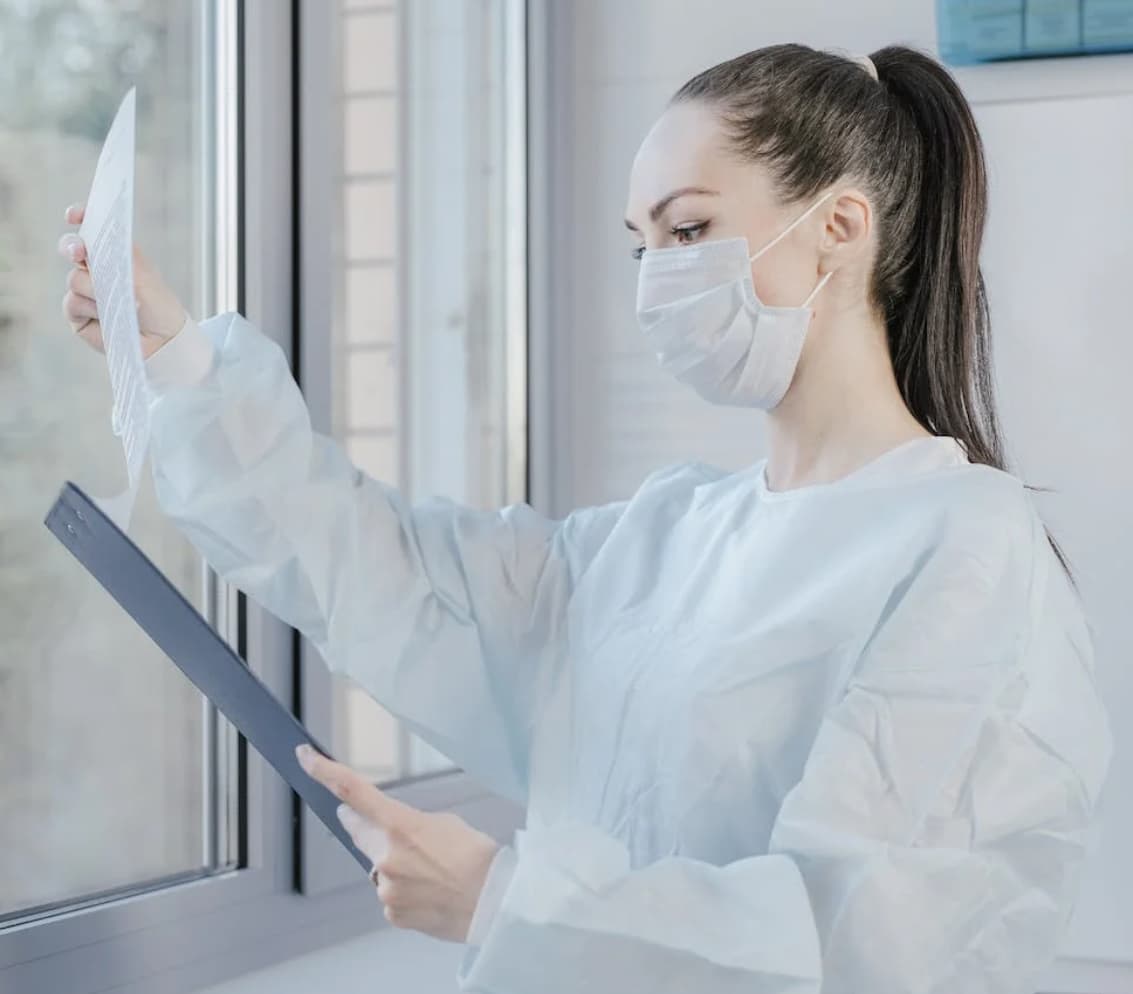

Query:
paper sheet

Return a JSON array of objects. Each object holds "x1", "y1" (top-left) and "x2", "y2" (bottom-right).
[{"x1": 79, "y1": 89, "x2": 148, "y2": 530}]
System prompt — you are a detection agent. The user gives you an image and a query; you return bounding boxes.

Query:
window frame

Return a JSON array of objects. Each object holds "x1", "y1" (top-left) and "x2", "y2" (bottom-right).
[
  {"x1": 0, "y1": 3, "x2": 306, "y2": 991},
  {"x1": 0, "y1": 0, "x2": 528, "y2": 989}
]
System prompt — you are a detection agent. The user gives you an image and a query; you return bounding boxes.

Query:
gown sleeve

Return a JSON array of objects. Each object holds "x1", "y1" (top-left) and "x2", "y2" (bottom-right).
[
  {"x1": 145, "y1": 313, "x2": 625, "y2": 802},
  {"x1": 457, "y1": 505, "x2": 1113, "y2": 994}
]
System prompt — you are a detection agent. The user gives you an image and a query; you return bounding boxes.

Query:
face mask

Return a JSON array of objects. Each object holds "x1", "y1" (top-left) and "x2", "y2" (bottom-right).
[{"x1": 635, "y1": 192, "x2": 833, "y2": 409}]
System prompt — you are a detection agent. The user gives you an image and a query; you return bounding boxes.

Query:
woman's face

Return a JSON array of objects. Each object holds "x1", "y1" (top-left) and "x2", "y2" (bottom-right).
[{"x1": 623, "y1": 99, "x2": 831, "y2": 310}]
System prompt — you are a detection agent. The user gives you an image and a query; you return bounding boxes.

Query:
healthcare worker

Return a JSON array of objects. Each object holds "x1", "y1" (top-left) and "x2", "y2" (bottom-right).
[{"x1": 59, "y1": 44, "x2": 1110, "y2": 994}]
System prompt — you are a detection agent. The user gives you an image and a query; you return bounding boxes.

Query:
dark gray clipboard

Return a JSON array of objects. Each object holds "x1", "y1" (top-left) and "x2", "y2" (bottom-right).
[{"x1": 45, "y1": 482, "x2": 370, "y2": 872}]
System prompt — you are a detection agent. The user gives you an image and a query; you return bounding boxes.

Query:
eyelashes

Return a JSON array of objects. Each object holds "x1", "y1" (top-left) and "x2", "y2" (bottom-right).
[{"x1": 632, "y1": 220, "x2": 712, "y2": 260}]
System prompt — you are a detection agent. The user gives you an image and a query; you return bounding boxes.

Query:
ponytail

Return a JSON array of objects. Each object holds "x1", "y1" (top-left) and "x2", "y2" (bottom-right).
[
  {"x1": 868, "y1": 48, "x2": 1002, "y2": 467},
  {"x1": 870, "y1": 47, "x2": 1072, "y2": 577},
  {"x1": 674, "y1": 43, "x2": 1072, "y2": 576}
]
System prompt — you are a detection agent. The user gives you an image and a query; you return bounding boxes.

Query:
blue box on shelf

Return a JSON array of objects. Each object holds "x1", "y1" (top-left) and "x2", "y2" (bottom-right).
[{"x1": 937, "y1": 0, "x2": 1133, "y2": 64}]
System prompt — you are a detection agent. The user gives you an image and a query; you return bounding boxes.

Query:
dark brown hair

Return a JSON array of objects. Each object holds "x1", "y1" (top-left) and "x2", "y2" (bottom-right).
[{"x1": 674, "y1": 44, "x2": 1069, "y2": 574}]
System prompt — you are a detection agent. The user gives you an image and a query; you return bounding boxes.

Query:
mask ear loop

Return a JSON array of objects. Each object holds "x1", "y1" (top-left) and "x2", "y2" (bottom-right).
[
  {"x1": 802, "y1": 271, "x2": 833, "y2": 309},
  {"x1": 748, "y1": 189, "x2": 835, "y2": 263},
  {"x1": 749, "y1": 190, "x2": 836, "y2": 307}
]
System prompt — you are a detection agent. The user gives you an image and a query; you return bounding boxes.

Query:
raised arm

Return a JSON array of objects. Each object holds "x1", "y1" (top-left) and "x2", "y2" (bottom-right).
[{"x1": 144, "y1": 313, "x2": 625, "y2": 802}]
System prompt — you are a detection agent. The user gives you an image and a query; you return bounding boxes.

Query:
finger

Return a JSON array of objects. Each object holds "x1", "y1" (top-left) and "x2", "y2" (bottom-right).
[
  {"x1": 76, "y1": 321, "x2": 105, "y2": 353},
  {"x1": 377, "y1": 878, "x2": 409, "y2": 928},
  {"x1": 336, "y1": 803, "x2": 390, "y2": 862},
  {"x1": 67, "y1": 266, "x2": 95, "y2": 299},
  {"x1": 58, "y1": 233, "x2": 87, "y2": 265},
  {"x1": 64, "y1": 203, "x2": 86, "y2": 225},
  {"x1": 63, "y1": 291, "x2": 99, "y2": 325},
  {"x1": 296, "y1": 744, "x2": 416, "y2": 829}
]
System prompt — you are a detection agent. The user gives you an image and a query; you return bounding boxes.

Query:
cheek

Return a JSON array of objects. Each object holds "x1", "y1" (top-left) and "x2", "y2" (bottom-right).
[{"x1": 750, "y1": 254, "x2": 818, "y2": 307}]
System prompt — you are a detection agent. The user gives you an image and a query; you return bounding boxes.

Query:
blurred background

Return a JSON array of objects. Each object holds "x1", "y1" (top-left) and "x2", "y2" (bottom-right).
[{"x1": 0, "y1": 2, "x2": 1130, "y2": 993}]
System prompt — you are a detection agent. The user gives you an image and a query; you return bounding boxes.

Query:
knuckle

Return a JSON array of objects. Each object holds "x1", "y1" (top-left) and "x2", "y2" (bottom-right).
[{"x1": 387, "y1": 820, "x2": 416, "y2": 846}]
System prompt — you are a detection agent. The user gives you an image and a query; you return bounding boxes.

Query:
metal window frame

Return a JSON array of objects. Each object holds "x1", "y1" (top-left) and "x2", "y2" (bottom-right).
[
  {"x1": 525, "y1": 0, "x2": 571, "y2": 519},
  {"x1": 201, "y1": 0, "x2": 244, "y2": 883},
  {"x1": 0, "y1": 3, "x2": 306, "y2": 992}
]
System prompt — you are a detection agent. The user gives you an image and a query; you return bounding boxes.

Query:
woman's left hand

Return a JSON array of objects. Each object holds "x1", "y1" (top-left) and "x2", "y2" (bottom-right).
[{"x1": 296, "y1": 744, "x2": 499, "y2": 942}]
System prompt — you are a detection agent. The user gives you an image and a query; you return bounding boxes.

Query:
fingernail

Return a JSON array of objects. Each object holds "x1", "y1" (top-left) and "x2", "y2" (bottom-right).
[
  {"x1": 295, "y1": 743, "x2": 313, "y2": 768},
  {"x1": 69, "y1": 245, "x2": 82, "y2": 261}
]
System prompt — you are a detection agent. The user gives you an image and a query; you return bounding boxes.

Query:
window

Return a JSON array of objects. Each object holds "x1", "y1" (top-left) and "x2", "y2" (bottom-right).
[
  {"x1": 332, "y1": 0, "x2": 408, "y2": 781},
  {"x1": 0, "y1": 0, "x2": 527, "y2": 987},
  {"x1": 293, "y1": 0, "x2": 527, "y2": 892},
  {"x1": 303, "y1": 0, "x2": 527, "y2": 785},
  {"x1": 0, "y1": 0, "x2": 234, "y2": 922}
]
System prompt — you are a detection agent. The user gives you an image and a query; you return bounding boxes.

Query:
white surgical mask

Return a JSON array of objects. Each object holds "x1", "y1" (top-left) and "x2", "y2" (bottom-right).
[{"x1": 635, "y1": 192, "x2": 833, "y2": 408}]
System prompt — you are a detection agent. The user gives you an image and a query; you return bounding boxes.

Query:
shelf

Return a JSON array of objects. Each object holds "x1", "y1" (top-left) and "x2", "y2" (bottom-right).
[{"x1": 952, "y1": 50, "x2": 1133, "y2": 103}]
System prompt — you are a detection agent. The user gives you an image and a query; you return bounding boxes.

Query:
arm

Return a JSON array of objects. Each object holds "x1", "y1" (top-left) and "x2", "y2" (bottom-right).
[
  {"x1": 146, "y1": 314, "x2": 625, "y2": 801},
  {"x1": 458, "y1": 512, "x2": 1112, "y2": 993}
]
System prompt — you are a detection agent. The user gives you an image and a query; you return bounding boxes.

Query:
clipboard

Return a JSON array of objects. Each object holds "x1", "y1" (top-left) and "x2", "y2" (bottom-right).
[{"x1": 44, "y1": 482, "x2": 371, "y2": 872}]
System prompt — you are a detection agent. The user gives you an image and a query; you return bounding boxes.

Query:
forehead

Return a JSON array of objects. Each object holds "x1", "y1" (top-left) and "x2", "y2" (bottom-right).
[{"x1": 626, "y1": 100, "x2": 766, "y2": 219}]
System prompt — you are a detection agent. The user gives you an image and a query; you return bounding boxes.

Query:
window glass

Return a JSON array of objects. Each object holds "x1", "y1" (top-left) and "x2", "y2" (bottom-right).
[
  {"x1": 0, "y1": 0, "x2": 228, "y2": 917},
  {"x1": 331, "y1": 0, "x2": 517, "y2": 780}
]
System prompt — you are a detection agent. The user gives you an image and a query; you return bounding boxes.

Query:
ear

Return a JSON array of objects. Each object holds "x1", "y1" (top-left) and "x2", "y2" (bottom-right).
[{"x1": 819, "y1": 188, "x2": 873, "y2": 268}]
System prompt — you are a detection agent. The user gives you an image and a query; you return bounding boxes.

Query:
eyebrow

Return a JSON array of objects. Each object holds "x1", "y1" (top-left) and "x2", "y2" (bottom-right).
[{"x1": 624, "y1": 186, "x2": 720, "y2": 231}]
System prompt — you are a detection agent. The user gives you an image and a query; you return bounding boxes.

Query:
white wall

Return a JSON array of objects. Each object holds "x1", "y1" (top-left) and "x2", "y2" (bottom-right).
[{"x1": 546, "y1": 2, "x2": 1133, "y2": 992}]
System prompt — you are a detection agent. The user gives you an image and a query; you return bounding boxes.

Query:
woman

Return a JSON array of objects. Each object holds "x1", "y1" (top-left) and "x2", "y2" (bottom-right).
[{"x1": 60, "y1": 44, "x2": 1110, "y2": 994}]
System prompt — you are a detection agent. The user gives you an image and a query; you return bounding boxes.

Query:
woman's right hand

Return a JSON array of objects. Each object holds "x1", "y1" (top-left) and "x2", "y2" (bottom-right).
[{"x1": 58, "y1": 204, "x2": 189, "y2": 358}]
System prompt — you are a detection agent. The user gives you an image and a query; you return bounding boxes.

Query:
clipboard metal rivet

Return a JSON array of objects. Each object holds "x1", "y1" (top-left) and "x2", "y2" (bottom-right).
[{"x1": 65, "y1": 523, "x2": 77, "y2": 536}]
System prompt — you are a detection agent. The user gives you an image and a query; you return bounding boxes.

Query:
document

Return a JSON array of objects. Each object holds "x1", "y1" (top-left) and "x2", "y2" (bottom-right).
[{"x1": 78, "y1": 88, "x2": 148, "y2": 529}]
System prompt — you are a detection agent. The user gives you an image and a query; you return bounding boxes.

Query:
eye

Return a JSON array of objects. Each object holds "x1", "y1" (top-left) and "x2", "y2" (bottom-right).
[
  {"x1": 630, "y1": 221, "x2": 711, "y2": 261},
  {"x1": 673, "y1": 221, "x2": 709, "y2": 244}
]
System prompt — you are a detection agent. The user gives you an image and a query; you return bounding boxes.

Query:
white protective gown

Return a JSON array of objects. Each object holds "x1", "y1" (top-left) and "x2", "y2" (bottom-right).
[{"x1": 146, "y1": 313, "x2": 1111, "y2": 994}]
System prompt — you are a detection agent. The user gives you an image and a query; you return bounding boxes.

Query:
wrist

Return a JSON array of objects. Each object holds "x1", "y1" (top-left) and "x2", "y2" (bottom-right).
[
  {"x1": 465, "y1": 844, "x2": 517, "y2": 947},
  {"x1": 145, "y1": 316, "x2": 215, "y2": 389},
  {"x1": 143, "y1": 306, "x2": 190, "y2": 353}
]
